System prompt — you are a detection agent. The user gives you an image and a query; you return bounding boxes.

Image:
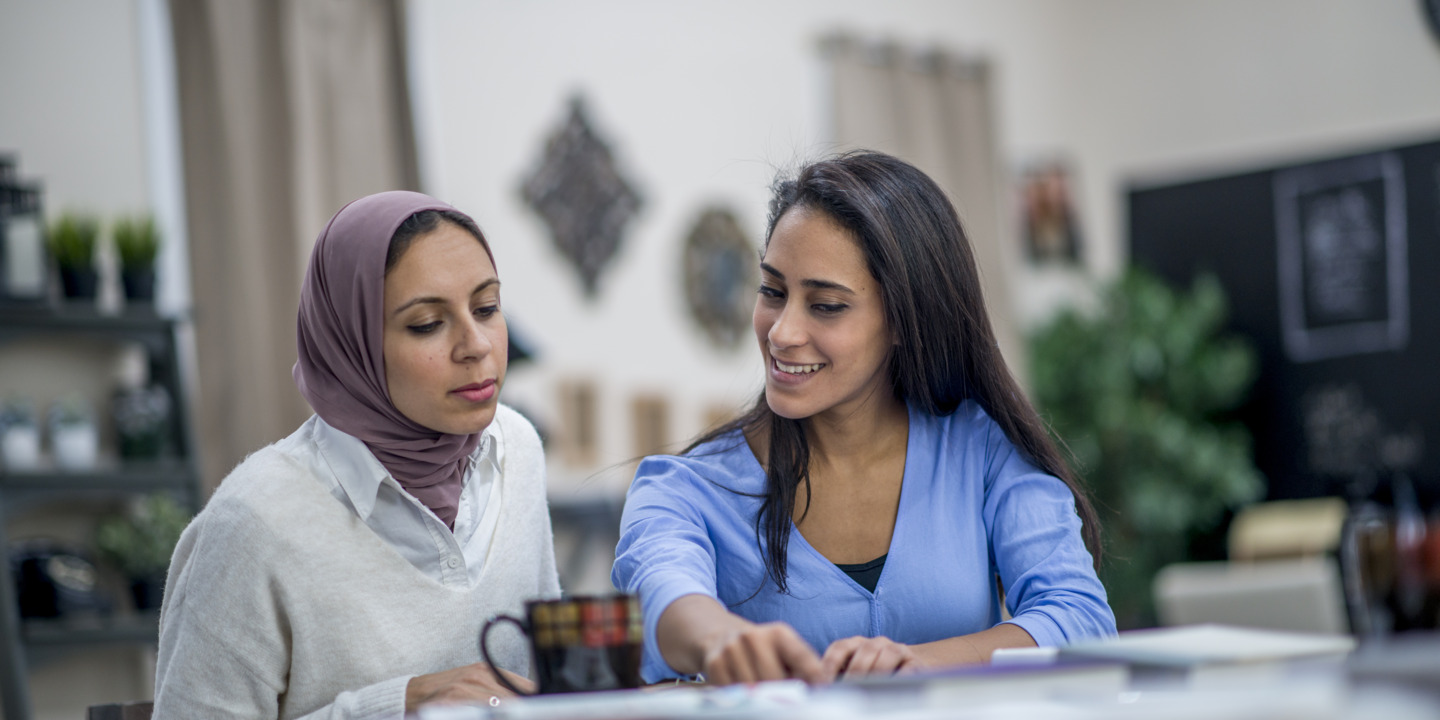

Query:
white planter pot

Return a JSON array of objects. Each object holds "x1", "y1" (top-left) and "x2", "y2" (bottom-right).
[
  {"x1": 52, "y1": 424, "x2": 98, "y2": 470},
  {"x1": 2, "y1": 426, "x2": 41, "y2": 470}
]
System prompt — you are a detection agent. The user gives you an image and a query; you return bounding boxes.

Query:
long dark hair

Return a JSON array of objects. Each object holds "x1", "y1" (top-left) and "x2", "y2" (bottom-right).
[{"x1": 688, "y1": 150, "x2": 1101, "y2": 593}]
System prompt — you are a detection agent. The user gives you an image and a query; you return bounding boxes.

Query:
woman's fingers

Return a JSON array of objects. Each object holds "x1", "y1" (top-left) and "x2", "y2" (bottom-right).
[
  {"x1": 495, "y1": 667, "x2": 536, "y2": 695},
  {"x1": 823, "y1": 636, "x2": 917, "y2": 679},
  {"x1": 821, "y1": 638, "x2": 852, "y2": 678},
  {"x1": 772, "y1": 627, "x2": 829, "y2": 684},
  {"x1": 742, "y1": 627, "x2": 788, "y2": 681},
  {"x1": 702, "y1": 622, "x2": 826, "y2": 685},
  {"x1": 406, "y1": 662, "x2": 530, "y2": 712}
]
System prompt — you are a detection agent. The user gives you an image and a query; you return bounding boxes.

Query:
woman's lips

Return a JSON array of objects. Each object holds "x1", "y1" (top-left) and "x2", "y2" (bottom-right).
[{"x1": 451, "y1": 379, "x2": 497, "y2": 403}]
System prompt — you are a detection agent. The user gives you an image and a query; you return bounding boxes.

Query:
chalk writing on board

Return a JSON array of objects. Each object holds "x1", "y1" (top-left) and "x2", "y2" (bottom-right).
[
  {"x1": 1274, "y1": 152, "x2": 1408, "y2": 363},
  {"x1": 1302, "y1": 383, "x2": 1425, "y2": 482}
]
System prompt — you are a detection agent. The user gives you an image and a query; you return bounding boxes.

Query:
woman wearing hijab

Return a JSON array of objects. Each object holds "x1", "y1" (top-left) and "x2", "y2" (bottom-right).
[{"x1": 153, "y1": 192, "x2": 560, "y2": 719}]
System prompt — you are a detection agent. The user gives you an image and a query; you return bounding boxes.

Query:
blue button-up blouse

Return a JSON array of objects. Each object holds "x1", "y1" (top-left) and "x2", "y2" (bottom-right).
[{"x1": 612, "y1": 400, "x2": 1116, "y2": 682}]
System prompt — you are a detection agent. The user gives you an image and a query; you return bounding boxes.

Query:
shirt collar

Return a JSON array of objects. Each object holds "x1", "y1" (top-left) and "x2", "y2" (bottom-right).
[{"x1": 312, "y1": 414, "x2": 501, "y2": 521}]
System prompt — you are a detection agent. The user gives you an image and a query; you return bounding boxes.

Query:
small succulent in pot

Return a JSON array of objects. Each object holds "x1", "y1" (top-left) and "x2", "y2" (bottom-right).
[
  {"x1": 48, "y1": 394, "x2": 98, "y2": 470},
  {"x1": 113, "y1": 214, "x2": 160, "y2": 303},
  {"x1": 47, "y1": 212, "x2": 100, "y2": 300},
  {"x1": 0, "y1": 396, "x2": 42, "y2": 470}
]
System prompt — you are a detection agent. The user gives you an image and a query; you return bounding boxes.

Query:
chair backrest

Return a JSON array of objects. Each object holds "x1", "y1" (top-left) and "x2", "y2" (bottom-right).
[
  {"x1": 86, "y1": 701, "x2": 153, "y2": 720},
  {"x1": 1228, "y1": 497, "x2": 1347, "y2": 561}
]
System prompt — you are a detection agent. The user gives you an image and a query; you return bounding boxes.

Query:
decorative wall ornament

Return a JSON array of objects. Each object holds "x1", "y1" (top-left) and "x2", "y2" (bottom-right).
[
  {"x1": 682, "y1": 207, "x2": 757, "y2": 349},
  {"x1": 1019, "y1": 159, "x2": 1083, "y2": 265},
  {"x1": 521, "y1": 96, "x2": 642, "y2": 297}
]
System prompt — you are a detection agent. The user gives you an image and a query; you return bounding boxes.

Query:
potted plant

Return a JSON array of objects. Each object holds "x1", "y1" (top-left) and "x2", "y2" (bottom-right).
[
  {"x1": 46, "y1": 212, "x2": 100, "y2": 300},
  {"x1": 48, "y1": 394, "x2": 98, "y2": 470},
  {"x1": 1029, "y1": 268, "x2": 1266, "y2": 629},
  {"x1": 95, "y1": 493, "x2": 192, "y2": 611},
  {"x1": 113, "y1": 214, "x2": 160, "y2": 302},
  {"x1": 0, "y1": 396, "x2": 41, "y2": 470},
  {"x1": 112, "y1": 383, "x2": 172, "y2": 459}
]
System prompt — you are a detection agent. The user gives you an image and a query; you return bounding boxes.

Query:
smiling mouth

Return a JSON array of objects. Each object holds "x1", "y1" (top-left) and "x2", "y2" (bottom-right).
[{"x1": 774, "y1": 359, "x2": 824, "y2": 374}]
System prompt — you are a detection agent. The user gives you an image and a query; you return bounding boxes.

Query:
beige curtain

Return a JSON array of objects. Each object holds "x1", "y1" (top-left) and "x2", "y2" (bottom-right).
[
  {"x1": 169, "y1": 0, "x2": 419, "y2": 490},
  {"x1": 822, "y1": 35, "x2": 1027, "y2": 383}
]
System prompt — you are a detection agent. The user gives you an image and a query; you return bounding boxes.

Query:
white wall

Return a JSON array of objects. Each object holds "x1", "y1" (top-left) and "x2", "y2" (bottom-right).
[
  {"x1": 1, "y1": 1, "x2": 149, "y2": 215},
  {"x1": 407, "y1": 0, "x2": 1440, "y2": 503}
]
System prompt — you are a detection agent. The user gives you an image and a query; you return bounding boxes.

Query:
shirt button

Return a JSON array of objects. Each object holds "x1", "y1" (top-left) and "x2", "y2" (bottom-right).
[{"x1": 446, "y1": 556, "x2": 461, "y2": 569}]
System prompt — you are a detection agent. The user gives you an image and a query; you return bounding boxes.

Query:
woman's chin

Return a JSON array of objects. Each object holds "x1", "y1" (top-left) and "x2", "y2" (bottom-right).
[
  {"x1": 764, "y1": 394, "x2": 815, "y2": 421},
  {"x1": 424, "y1": 407, "x2": 498, "y2": 436}
]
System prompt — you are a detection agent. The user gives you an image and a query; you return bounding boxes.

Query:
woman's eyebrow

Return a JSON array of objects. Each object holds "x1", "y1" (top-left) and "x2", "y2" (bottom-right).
[
  {"x1": 391, "y1": 278, "x2": 500, "y2": 316},
  {"x1": 760, "y1": 262, "x2": 854, "y2": 294}
]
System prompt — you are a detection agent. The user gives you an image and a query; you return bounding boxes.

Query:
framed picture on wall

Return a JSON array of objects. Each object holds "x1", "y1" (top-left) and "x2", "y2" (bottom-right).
[{"x1": 1018, "y1": 160, "x2": 1084, "y2": 265}]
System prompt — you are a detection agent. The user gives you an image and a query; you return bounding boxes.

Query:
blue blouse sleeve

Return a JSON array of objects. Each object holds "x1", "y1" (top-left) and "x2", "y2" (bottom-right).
[
  {"x1": 979, "y1": 422, "x2": 1117, "y2": 645},
  {"x1": 611, "y1": 455, "x2": 722, "y2": 682}
]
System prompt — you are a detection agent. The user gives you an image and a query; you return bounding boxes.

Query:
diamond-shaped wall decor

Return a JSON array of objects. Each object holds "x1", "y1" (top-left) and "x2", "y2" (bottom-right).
[{"x1": 521, "y1": 96, "x2": 642, "y2": 297}]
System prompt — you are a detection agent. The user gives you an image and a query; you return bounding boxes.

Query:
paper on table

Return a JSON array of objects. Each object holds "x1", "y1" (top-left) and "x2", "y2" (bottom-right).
[{"x1": 1058, "y1": 624, "x2": 1355, "y2": 667}]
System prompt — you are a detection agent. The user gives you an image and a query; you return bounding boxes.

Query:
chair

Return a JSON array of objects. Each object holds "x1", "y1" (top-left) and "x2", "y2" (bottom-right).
[
  {"x1": 1153, "y1": 556, "x2": 1349, "y2": 633},
  {"x1": 1152, "y1": 497, "x2": 1350, "y2": 634},
  {"x1": 86, "y1": 701, "x2": 153, "y2": 720}
]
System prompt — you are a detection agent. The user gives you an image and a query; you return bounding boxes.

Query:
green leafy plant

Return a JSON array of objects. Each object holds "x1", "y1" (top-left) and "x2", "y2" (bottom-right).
[
  {"x1": 113, "y1": 215, "x2": 160, "y2": 271},
  {"x1": 47, "y1": 393, "x2": 94, "y2": 429},
  {"x1": 1029, "y1": 267, "x2": 1265, "y2": 629},
  {"x1": 46, "y1": 212, "x2": 100, "y2": 271},
  {"x1": 95, "y1": 493, "x2": 192, "y2": 580}
]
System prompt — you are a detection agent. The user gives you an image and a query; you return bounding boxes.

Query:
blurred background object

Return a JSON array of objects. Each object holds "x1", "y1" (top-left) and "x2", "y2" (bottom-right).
[
  {"x1": 6, "y1": 0, "x2": 1440, "y2": 717},
  {"x1": 1030, "y1": 268, "x2": 1265, "y2": 629},
  {"x1": 1153, "y1": 497, "x2": 1351, "y2": 635}
]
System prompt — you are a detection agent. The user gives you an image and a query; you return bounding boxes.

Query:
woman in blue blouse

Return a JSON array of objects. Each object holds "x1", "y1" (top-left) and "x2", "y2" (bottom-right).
[{"x1": 612, "y1": 151, "x2": 1115, "y2": 685}]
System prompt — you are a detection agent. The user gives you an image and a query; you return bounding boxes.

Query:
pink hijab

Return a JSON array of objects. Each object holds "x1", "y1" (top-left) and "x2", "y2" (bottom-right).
[{"x1": 294, "y1": 191, "x2": 494, "y2": 529}]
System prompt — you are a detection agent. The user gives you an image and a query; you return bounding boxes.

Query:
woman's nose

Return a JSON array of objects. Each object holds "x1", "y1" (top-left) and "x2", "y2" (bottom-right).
[
  {"x1": 453, "y1": 317, "x2": 493, "y2": 362},
  {"x1": 767, "y1": 302, "x2": 806, "y2": 350}
]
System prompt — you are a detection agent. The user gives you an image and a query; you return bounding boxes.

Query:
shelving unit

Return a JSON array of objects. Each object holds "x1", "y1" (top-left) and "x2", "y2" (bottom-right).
[{"x1": 0, "y1": 305, "x2": 200, "y2": 720}]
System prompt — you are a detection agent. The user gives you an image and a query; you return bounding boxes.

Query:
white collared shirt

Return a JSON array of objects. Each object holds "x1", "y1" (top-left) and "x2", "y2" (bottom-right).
[{"x1": 295, "y1": 414, "x2": 504, "y2": 588}]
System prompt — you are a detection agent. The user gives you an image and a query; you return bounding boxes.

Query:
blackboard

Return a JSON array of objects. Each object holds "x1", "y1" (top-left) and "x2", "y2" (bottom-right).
[{"x1": 1128, "y1": 138, "x2": 1440, "y2": 504}]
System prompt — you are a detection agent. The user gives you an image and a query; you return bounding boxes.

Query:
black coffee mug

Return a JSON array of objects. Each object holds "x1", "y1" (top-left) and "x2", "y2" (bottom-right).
[{"x1": 480, "y1": 594, "x2": 643, "y2": 694}]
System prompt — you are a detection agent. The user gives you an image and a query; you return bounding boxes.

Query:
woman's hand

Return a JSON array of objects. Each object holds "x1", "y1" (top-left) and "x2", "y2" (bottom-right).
[
  {"x1": 822, "y1": 635, "x2": 920, "y2": 679},
  {"x1": 658, "y1": 595, "x2": 830, "y2": 686},
  {"x1": 700, "y1": 621, "x2": 829, "y2": 685},
  {"x1": 405, "y1": 662, "x2": 534, "y2": 711}
]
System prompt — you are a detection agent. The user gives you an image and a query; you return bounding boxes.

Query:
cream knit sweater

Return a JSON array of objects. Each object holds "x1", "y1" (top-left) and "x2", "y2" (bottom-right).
[{"x1": 153, "y1": 405, "x2": 560, "y2": 719}]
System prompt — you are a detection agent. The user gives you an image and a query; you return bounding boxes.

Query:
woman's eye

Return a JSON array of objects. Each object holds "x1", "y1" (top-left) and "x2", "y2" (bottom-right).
[
  {"x1": 813, "y1": 303, "x2": 847, "y2": 315},
  {"x1": 758, "y1": 286, "x2": 783, "y2": 300},
  {"x1": 408, "y1": 321, "x2": 442, "y2": 334},
  {"x1": 474, "y1": 305, "x2": 500, "y2": 319}
]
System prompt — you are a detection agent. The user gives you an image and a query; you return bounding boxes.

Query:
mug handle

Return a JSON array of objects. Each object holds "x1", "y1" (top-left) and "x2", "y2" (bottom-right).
[{"x1": 479, "y1": 614, "x2": 535, "y2": 696}]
